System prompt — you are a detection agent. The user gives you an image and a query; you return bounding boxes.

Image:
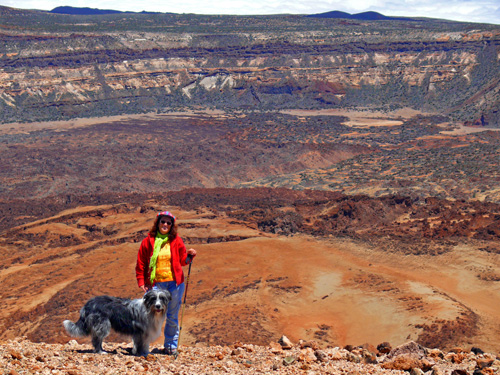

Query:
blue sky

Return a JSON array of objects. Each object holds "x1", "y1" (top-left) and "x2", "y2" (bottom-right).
[{"x1": 2, "y1": 0, "x2": 499, "y2": 24}]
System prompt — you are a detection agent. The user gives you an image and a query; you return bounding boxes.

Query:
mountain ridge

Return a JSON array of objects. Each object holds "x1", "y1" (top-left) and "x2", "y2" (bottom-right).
[
  {"x1": 3, "y1": 5, "x2": 489, "y2": 24},
  {"x1": 306, "y1": 10, "x2": 415, "y2": 21},
  {"x1": 49, "y1": 5, "x2": 164, "y2": 15}
]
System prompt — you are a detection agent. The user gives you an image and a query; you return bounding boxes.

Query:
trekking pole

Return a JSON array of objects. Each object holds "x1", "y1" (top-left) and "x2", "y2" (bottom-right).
[{"x1": 178, "y1": 256, "x2": 193, "y2": 349}]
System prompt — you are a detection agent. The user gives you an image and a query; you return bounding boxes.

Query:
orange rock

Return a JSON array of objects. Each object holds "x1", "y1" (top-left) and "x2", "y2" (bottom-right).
[
  {"x1": 8, "y1": 349, "x2": 23, "y2": 360},
  {"x1": 476, "y1": 358, "x2": 495, "y2": 369},
  {"x1": 269, "y1": 341, "x2": 282, "y2": 354},
  {"x1": 299, "y1": 340, "x2": 320, "y2": 350},
  {"x1": 381, "y1": 356, "x2": 423, "y2": 371},
  {"x1": 298, "y1": 348, "x2": 317, "y2": 363}
]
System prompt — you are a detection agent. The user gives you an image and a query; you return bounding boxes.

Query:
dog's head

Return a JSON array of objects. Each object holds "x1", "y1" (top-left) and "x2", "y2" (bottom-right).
[{"x1": 143, "y1": 289, "x2": 171, "y2": 314}]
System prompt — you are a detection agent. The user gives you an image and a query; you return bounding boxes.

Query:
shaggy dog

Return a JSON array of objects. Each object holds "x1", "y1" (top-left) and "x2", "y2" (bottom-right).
[{"x1": 63, "y1": 289, "x2": 171, "y2": 355}]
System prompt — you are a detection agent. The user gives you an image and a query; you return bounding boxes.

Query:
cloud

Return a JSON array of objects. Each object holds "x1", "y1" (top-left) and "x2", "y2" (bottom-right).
[{"x1": 379, "y1": 0, "x2": 499, "y2": 23}]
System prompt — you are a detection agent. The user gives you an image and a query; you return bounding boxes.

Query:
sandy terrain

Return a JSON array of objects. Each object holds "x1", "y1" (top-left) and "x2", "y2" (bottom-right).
[
  {"x1": 0, "y1": 110, "x2": 228, "y2": 136},
  {"x1": 440, "y1": 123, "x2": 500, "y2": 135},
  {"x1": 0, "y1": 107, "x2": 465, "y2": 136},
  {"x1": 282, "y1": 108, "x2": 427, "y2": 127},
  {"x1": 283, "y1": 108, "x2": 500, "y2": 131},
  {"x1": 184, "y1": 231, "x2": 500, "y2": 352}
]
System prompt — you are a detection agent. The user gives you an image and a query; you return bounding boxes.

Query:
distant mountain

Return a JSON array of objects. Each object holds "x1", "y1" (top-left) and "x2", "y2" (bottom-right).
[
  {"x1": 307, "y1": 10, "x2": 414, "y2": 21},
  {"x1": 355, "y1": 11, "x2": 395, "y2": 20},
  {"x1": 312, "y1": 10, "x2": 352, "y2": 19},
  {"x1": 50, "y1": 6, "x2": 123, "y2": 15},
  {"x1": 49, "y1": 6, "x2": 162, "y2": 15}
]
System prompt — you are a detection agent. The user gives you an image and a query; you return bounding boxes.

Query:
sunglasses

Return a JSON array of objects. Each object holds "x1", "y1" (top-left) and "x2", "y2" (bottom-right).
[{"x1": 160, "y1": 219, "x2": 172, "y2": 225}]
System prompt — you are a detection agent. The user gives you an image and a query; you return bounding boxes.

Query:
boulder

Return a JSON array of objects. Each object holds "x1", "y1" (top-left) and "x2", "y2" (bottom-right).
[
  {"x1": 377, "y1": 342, "x2": 392, "y2": 354},
  {"x1": 298, "y1": 339, "x2": 320, "y2": 350},
  {"x1": 410, "y1": 368, "x2": 425, "y2": 375},
  {"x1": 476, "y1": 358, "x2": 495, "y2": 370},
  {"x1": 269, "y1": 341, "x2": 282, "y2": 354},
  {"x1": 385, "y1": 341, "x2": 426, "y2": 360},
  {"x1": 471, "y1": 347, "x2": 485, "y2": 355},
  {"x1": 314, "y1": 350, "x2": 328, "y2": 362},
  {"x1": 283, "y1": 356, "x2": 296, "y2": 366},
  {"x1": 278, "y1": 335, "x2": 293, "y2": 350},
  {"x1": 381, "y1": 341, "x2": 434, "y2": 371},
  {"x1": 445, "y1": 352, "x2": 466, "y2": 364},
  {"x1": 358, "y1": 343, "x2": 377, "y2": 355},
  {"x1": 298, "y1": 348, "x2": 317, "y2": 363},
  {"x1": 428, "y1": 349, "x2": 445, "y2": 359},
  {"x1": 329, "y1": 348, "x2": 344, "y2": 361},
  {"x1": 381, "y1": 356, "x2": 425, "y2": 371}
]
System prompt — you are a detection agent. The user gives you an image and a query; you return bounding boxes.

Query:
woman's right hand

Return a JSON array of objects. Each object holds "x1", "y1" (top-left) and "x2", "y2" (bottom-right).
[{"x1": 139, "y1": 285, "x2": 149, "y2": 293}]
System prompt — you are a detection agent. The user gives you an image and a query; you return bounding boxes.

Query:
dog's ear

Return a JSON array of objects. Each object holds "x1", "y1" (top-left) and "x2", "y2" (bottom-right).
[
  {"x1": 162, "y1": 291, "x2": 172, "y2": 302},
  {"x1": 143, "y1": 290, "x2": 154, "y2": 304}
]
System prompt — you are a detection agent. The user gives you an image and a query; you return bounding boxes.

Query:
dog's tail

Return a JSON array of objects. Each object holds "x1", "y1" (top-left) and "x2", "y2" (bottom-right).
[{"x1": 63, "y1": 319, "x2": 88, "y2": 337}]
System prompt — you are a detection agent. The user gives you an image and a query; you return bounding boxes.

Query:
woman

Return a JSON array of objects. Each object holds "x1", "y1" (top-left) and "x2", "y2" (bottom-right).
[{"x1": 136, "y1": 210, "x2": 197, "y2": 355}]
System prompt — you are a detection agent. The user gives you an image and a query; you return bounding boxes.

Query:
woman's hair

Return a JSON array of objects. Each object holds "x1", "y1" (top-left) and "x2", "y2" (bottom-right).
[{"x1": 149, "y1": 214, "x2": 178, "y2": 240}]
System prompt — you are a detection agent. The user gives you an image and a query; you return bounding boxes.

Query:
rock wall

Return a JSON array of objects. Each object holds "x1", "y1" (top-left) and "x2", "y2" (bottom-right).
[{"x1": 0, "y1": 10, "x2": 499, "y2": 124}]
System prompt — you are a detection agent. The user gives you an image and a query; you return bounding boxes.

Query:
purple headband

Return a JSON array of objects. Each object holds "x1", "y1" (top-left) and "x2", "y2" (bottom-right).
[{"x1": 157, "y1": 211, "x2": 176, "y2": 222}]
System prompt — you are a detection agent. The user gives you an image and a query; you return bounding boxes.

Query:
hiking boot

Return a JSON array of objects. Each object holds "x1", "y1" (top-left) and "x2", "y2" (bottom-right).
[{"x1": 163, "y1": 347, "x2": 178, "y2": 357}]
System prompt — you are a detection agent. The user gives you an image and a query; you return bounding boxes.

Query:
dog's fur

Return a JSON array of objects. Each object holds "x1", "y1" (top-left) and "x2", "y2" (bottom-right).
[{"x1": 63, "y1": 289, "x2": 171, "y2": 355}]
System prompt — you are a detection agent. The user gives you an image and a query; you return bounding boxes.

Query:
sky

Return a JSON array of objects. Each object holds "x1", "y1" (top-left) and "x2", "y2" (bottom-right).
[{"x1": 2, "y1": 0, "x2": 499, "y2": 25}]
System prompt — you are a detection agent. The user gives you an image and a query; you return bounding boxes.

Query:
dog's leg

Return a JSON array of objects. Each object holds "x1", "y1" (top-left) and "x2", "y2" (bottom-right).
[
  {"x1": 91, "y1": 334, "x2": 106, "y2": 354},
  {"x1": 132, "y1": 334, "x2": 148, "y2": 356},
  {"x1": 89, "y1": 315, "x2": 111, "y2": 354}
]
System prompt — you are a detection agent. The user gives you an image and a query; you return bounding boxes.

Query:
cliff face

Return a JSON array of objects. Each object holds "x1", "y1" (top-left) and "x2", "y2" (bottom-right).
[{"x1": 0, "y1": 8, "x2": 499, "y2": 125}]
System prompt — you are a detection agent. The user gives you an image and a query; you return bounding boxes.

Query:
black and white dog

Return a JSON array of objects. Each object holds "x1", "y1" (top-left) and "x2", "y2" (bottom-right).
[{"x1": 63, "y1": 289, "x2": 171, "y2": 356}]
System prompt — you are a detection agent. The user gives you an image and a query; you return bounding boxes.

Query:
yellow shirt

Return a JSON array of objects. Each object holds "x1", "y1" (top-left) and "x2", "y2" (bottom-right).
[{"x1": 155, "y1": 242, "x2": 174, "y2": 282}]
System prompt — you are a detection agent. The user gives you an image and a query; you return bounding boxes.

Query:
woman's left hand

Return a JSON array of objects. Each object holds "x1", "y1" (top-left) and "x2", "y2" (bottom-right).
[{"x1": 187, "y1": 248, "x2": 197, "y2": 257}]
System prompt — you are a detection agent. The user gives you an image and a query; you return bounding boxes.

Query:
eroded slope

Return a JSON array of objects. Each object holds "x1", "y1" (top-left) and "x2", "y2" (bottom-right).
[{"x1": 1, "y1": 190, "x2": 499, "y2": 352}]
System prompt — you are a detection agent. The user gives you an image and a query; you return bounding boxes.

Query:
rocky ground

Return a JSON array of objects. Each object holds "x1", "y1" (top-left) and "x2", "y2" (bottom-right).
[{"x1": 1, "y1": 337, "x2": 498, "y2": 375}]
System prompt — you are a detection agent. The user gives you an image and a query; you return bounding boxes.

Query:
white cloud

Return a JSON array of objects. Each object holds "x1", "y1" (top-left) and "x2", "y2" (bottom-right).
[{"x1": 381, "y1": 0, "x2": 500, "y2": 23}]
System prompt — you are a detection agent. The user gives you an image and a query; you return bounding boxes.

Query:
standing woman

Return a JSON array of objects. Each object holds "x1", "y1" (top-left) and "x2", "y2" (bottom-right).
[{"x1": 136, "y1": 211, "x2": 196, "y2": 355}]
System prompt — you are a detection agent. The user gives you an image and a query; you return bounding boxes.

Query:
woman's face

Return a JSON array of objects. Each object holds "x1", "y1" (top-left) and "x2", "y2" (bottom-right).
[{"x1": 158, "y1": 216, "x2": 173, "y2": 235}]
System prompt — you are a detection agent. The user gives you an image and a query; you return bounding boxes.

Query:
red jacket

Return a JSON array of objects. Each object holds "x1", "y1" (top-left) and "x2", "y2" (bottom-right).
[{"x1": 136, "y1": 234, "x2": 192, "y2": 289}]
